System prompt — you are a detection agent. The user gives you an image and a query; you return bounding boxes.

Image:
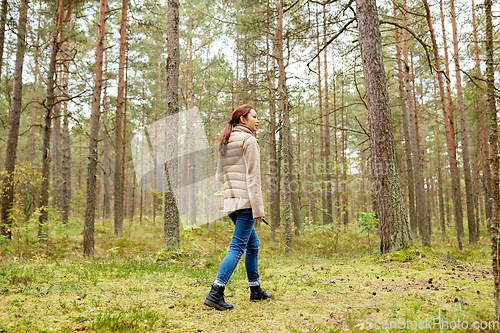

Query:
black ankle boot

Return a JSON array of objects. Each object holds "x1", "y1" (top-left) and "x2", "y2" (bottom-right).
[
  {"x1": 250, "y1": 285, "x2": 272, "y2": 302},
  {"x1": 204, "y1": 284, "x2": 233, "y2": 311}
]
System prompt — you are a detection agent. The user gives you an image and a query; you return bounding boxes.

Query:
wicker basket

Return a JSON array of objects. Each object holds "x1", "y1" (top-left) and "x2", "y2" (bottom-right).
[{"x1": 214, "y1": 192, "x2": 224, "y2": 211}]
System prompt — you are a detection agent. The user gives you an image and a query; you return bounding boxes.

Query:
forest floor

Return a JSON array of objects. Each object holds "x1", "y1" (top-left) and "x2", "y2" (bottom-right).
[{"x1": 0, "y1": 216, "x2": 497, "y2": 332}]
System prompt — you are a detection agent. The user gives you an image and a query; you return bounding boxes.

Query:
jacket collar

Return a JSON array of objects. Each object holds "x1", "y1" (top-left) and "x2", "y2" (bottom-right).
[{"x1": 232, "y1": 124, "x2": 256, "y2": 137}]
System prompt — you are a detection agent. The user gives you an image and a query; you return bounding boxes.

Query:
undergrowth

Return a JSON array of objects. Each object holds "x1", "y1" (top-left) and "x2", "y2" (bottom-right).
[{"x1": 0, "y1": 215, "x2": 496, "y2": 332}]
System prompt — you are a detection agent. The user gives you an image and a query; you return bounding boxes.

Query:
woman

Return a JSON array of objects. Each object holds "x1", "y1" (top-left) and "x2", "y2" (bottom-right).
[{"x1": 204, "y1": 104, "x2": 272, "y2": 311}]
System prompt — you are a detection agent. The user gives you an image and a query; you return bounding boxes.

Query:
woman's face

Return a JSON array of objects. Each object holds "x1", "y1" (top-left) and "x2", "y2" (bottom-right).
[{"x1": 240, "y1": 109, "x2": 259, "y2": 133}]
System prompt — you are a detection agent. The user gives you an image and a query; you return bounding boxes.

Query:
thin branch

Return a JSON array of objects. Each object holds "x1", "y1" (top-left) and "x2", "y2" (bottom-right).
[
  {"x1": 380, "y1": 20, "x2": 433, "y2": 73},
  {"x1": 354, "y1": 116, "x2": 370, "y2": 138},
  {"x1": 284, "y1": 0, "x2": 301, "y2": 13},
  {"x1": 187, "y1": 0, "x2": 240, "y2": 25},
  {"x1": 306, "y1": 17, "x2": 356, "y2": 72}
]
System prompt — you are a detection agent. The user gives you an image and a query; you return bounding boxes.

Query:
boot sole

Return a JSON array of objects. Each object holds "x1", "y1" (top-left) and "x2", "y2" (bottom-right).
[{"x1": 204, "y1": 299, "x2": 233, "y2": 311}]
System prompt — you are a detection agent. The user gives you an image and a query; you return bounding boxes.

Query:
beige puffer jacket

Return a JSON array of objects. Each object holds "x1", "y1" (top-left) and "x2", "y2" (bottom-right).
[{"x1": 216, "y1": 124, "x2": 265, "y2": 219}]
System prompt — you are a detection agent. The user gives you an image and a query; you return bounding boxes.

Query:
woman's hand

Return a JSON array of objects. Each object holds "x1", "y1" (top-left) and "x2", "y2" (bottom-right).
[{"x1": 256, "y1": 217, "x2": 264, "y2": 221}]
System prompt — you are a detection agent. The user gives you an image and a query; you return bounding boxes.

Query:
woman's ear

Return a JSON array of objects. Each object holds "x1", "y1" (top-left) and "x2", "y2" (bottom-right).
[{"x1": 240, "y1": 115, "x2": 246, "y2": 124}]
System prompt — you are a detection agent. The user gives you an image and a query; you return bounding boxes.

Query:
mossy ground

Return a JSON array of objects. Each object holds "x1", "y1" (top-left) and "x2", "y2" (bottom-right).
[{"x1": 0, "y1": 217, "x2": 496, "y2": 332}]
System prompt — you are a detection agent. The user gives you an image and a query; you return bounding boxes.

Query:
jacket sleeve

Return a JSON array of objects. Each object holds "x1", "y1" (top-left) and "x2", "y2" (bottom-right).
[
  {"x1": 242, "y1": 136, "x2": 265, "y2": 219},
  {"x1": 215, "y1": 154, "x2": 224, "y2": 184}
]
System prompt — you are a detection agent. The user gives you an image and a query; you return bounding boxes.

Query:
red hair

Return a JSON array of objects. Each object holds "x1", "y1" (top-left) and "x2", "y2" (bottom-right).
[{"x1": 218, "y1": 104, "x2": 253, "y2": 156}]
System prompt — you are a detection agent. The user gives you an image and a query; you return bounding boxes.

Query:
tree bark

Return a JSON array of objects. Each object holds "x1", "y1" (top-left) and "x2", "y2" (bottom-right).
[
  {"x1": 235, "y1": 41, "x2": 239, "y2": 107},
  {"x1": 449, "y1": 0, "x2": 477, "y2": 243},
  {"x1": 323, "y1": 4, "x2": 333, "y2": 226},
  {"x1": 0, "y1": 0, "x2": 8, "y2": 80},
  {"x1": 102, "y1": 52, "x2": 111, "y2": 220},
  {"x1": 356, "y1": 0, "x2": 412, "y2": 253},
  {"x1": 30, "y1": 6, "x2": 42, "y2": 158},
  {"x1": 61, "y1": 4, "x2": 73, "y2": 224},
  {"x1": 276, "y1": 0, "x2": 292, "y2": 253},
  {"x1": 52, "y1": 83, "x2": 62, "y2": 209},
  {"x1": 61, "y1": 67, "x2": 71, "y2": 224},
  {"x1": 315, "y1": 9, "x2": 325, "y2": 225},
  {"x1": 114, "y1": 0, "x2": 128, "y2": 238},
  {"x1": 439, "y1": 0, "x2": 464, "y2": 249},
  {"x1": 485, "y1": 0, "x2": 500, "y2": 317},
  {"x1": 163, "y1": 0, "x2": 180, "y2": 250},
  {"x1": 38, "y1": 0, "x2": 65, "y2": 239},
  {"x1": 471, "y1": 0, "x2": 492, "y2": 228},
  {"x1": 402, "y1": 0, "x2": 430, "y2": 246},
  {"x1": 0, "y1": 0, "x2": 29, "y2": 239},
  {"x1": 393, "y1": 2, "x2": 417, "y2": 237},
  {"x1": 334, "y1": 75, "x2": 339, "y2": 218},
  {"x1": 266, "y1": 23, "x2": 280, "y2": 246},
  {"x1": 435, "y1": 95, "x2": 446, "y2": 240},
  {"x1": 341, "y1": 73, "x2": 348, "y2": 226},
  {"x1": 83, "y1": 0, "x2": 107, "y2": 257}
]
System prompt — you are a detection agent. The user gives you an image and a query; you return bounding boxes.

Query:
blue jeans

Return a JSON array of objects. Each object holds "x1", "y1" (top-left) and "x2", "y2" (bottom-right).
[{"x1": 215, "y1": 209, "x2": 260, "y2": 286}]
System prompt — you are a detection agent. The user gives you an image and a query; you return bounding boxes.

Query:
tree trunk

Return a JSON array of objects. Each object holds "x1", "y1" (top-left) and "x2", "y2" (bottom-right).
[
  {"x1": 30, "y1": 6, "x2": 41, "y2": 158},
  {"x1": 471, "y1": 0, "x2": 492, "y2": 229},
  {"x1": 449, "y1": 0, "x2": 477, "y2": 243},
  {"x1": 315, "y1": 9, "x2": 325, "y2": 225},
  {"x1": 130, "y1": 170, "x2": 135, "y2": 228},
  {"x1": 393, "y1": 2, "x2": 417, "y2": 237},
  {"x1": 341, "y1": 73, "x2": 348, "y2": 226},
  {"x1": 356, "y1": 0, "x2": 412, "y2": 253},
  {"x1": 0, "y1": 0, "x2": 8, "y2": 80},
  {"x1": 61, "y1": 65, "x2": 71, "y2": 224},
  {"x1": 101, "y1": 46, "x2": 111, "y2": 220},
  {"x1": 276, "y1": 0, "x2": 292, "y2": 253},
  {"x1": 435, "y1": 99, "x2": 446, "y2": 240},
  {"x1": 61, "y1": 3, "x2": 73, "y2": 224},
  {"x1": 114, "y1": 0, "x2": 128, "y2": 238},
  {"x1": 334, "y1": 75, "x2": 339, "y2": 218},
  {"x1": 439, "y1": 0, "x2": 464, "y2": 249},
  {"x1": 235, "y1": 41, "x2": 239, "y2": 107},
  {"x1": 0, "y1": 0, "x2": 29, "y2": 239},
  {"x1": 402, "y1": 0, "x2": 431, "y2": 246},
  {"x1": 38, "y1": 0, "x2": 65, "y2": 240},
  {"x1": 323, "y1": 4, "x2": 333, "y2": 226},
  {"x1": 485, "y1": 0, "x2": 500, "y2": 317},
  {"x1": 83, "y1": 0, "x2": 107, "y2": 257},
  {"x1": 244, "y1": 33, "x2": 248, "y2": 103},
  {"x1": 122, "y1": 73, "x2": 128, "y2": 218},
  {"x1": 163, "y1": 0, "x2": 180, "y2": 250},
  {"x1": 52, "y1": 83, "x2": 62, "y2": 210},
  {"x1": 266, "y1": 24, "x2": 280, "y2": 246},
  {"x1": 290, "y1": 148, "x2": 303, "y2": 235}
]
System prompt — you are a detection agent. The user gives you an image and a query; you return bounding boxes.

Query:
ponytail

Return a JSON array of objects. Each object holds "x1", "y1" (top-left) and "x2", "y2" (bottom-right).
[{"x1": 218, "y1": 104, "x2": 253, "y2": 156}]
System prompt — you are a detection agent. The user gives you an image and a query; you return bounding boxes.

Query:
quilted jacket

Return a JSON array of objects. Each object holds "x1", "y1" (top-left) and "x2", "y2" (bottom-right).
[{"x1": 216, "y1": 124, "x2": 265, "y2": 219}]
